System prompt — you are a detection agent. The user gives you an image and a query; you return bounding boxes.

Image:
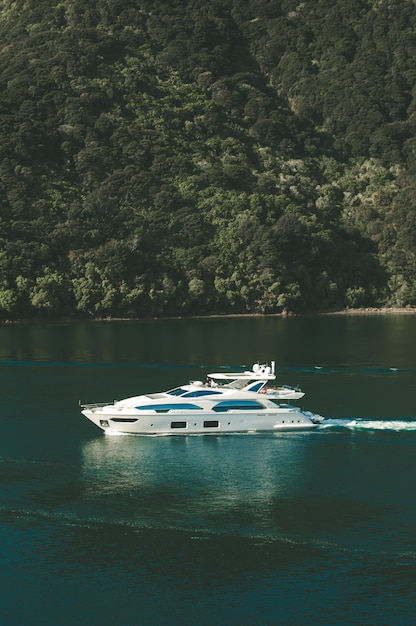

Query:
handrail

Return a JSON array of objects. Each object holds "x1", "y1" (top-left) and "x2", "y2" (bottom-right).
[{"x1": 79, "y1": 401, "x2": 112, "y2": 409}]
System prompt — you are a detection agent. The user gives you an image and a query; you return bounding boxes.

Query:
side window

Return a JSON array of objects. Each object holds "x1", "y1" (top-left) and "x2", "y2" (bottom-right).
[{"x1": 203, "y1": 420, "x2": 219, "y2": 428}]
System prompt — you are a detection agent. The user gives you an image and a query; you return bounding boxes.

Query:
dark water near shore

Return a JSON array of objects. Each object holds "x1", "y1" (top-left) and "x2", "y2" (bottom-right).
[{"x1": 1, "y1": 316, "x2": 416, "y2": 625}]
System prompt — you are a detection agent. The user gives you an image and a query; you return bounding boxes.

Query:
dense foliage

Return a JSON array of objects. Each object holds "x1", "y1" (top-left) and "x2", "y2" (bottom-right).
[{"x1": 1, "y1": 0, "x2": 416, "y2": 318}]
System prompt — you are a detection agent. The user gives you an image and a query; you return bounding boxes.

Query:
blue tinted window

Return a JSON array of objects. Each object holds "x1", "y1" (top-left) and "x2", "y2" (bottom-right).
[
  {"x1": 136, "y1": 403, "x2": 201, "y2": 412},
  {"x1": 213, "y1": 400, "x2": 264, "y2": 412},
  {"x1": 246, "y1": 382, "x2": 265, "y2": 392},
  {"x1": 182, "y1": 390, "x2": 222, "y2": 398}
]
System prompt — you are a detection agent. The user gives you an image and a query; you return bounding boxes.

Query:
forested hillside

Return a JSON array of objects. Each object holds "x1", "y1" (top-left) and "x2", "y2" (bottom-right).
[{"x1": 1, "y1": 0, "x2": 416, "y2": 318}]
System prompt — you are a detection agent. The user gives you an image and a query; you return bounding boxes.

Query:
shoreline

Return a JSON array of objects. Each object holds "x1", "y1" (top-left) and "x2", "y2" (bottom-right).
[
  {"x1": 2, "y1": 306, "x2": 416, "y2": 325},
  {"x1": 317, "y1": 306, "x2": 416, "y2": 316}
]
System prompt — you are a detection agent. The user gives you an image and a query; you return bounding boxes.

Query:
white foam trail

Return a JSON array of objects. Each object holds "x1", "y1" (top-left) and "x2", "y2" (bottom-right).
[{"x1": 320, "y1": 418, "x2": 416, "y2": 431}]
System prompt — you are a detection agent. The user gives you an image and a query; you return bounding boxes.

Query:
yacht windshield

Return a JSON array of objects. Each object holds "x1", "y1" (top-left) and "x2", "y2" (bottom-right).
[{"x1": 167, "y1": 387, "x2": 188, "y2": 396}]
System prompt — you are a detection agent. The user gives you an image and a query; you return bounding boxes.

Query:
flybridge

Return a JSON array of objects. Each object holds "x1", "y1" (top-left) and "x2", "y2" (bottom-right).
[{"x1": 206, "y1": 361, "x2": 276, "y2": 383}]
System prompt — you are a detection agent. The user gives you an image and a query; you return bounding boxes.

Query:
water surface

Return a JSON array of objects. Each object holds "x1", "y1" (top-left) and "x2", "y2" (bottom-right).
[{"x1": 1, "y1": 316, "x2": 415, "y2": 625}]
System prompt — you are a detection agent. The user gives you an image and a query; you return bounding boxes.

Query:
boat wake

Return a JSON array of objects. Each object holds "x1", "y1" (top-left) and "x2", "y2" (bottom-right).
[
  {"x1": 285, "y1": 365, "x2": 416, "y2": 375},
  {"x1": 320, "y1": 418, "x2": 416, "y2": 431}
]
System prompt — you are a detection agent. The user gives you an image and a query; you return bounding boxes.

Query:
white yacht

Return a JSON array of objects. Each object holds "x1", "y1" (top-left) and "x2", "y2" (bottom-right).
[{"x1": 80, "y1": 361, "x2": 324, "y2": 435}]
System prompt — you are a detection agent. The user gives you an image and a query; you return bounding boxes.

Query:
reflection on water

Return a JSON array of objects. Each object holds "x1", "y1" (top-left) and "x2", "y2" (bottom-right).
[
  {"x1": 80, "y1": 434, "x2": 310, "y2": 535},
  {"x1": 2, "y1": 315, "x2": 416, "y2": 369},
  {"x1": 79, "y1": 426, "x2": 416, "y2": 555}
]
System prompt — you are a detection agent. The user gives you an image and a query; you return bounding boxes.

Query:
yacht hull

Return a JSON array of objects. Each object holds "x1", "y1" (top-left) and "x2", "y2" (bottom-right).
[{"x1": 81, "y1": 406, "x2": 321, "y2": 435}]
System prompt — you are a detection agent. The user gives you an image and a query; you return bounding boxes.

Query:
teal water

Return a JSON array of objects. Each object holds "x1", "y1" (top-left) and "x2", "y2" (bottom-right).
[{"x1": 1, "y1": 316, "x2": 416, "y2": 625}]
